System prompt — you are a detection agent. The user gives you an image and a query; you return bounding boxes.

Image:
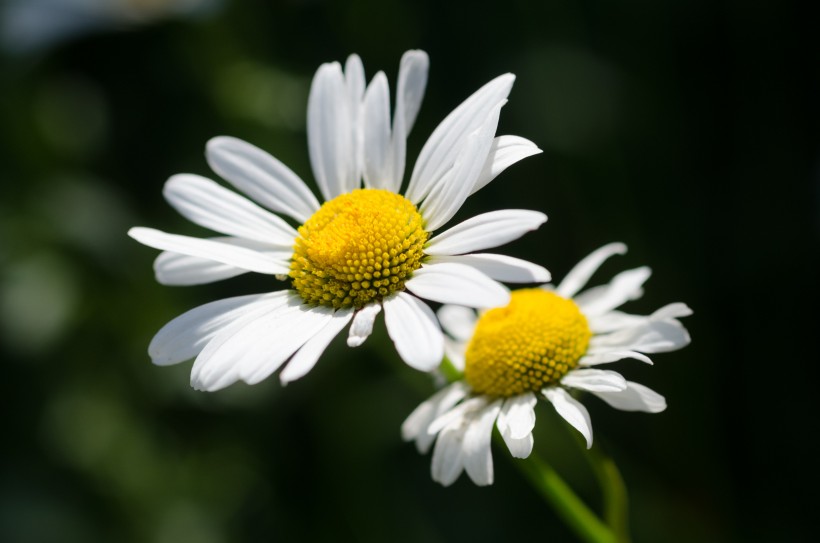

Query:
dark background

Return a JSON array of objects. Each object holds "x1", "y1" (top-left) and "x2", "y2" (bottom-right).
[{"x1": 1, "y1": 0, "x2": 817, "y2": 541}]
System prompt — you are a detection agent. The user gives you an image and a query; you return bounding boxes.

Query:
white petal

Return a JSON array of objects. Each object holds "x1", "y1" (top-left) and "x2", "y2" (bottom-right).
[
  {"x1": 501, "y1": 431, "x2": 534, "y2": 459},
  {"x1": 590, "y1": 319, "x2": 690, "y2": 353},
  {"x1": 406, "y1": 74, "x2": 515, "y2": 204},
  {"x1": 428, "y1": 253, "x2": 550, "y2": 283},
  {"x1": 389, "y1": 50, "x2": 429, "y2": 188},
  {"x1": 463, "y1": 400, "x2": 502, "y2": 486},
  {"x1": 345, "y1": 55, "x2": 366, "y2": 188},
  {"x1": 556, "y1": 242, "x2": 627, "y2": 298},
  {"x1": 588, "y1": 302, "x2": 693, "y2": 334},
  {"x1": 544, "y1": 387, "x2": 593, "y2": 449},
  {"x1": 280, "y1": 309, "x2": 354, "y2": 384},
  {"x1": 431, "y1": 420, "x2": 467, "y2": 486},
  {"x1": 419, "y1": 101, "x2": 503, "y2": 231},
  {"x1": 154, "y1": 251, "x2": 247, "y2": 285},
  {"x1": 498, "y1": 393, "x2": 538, "y2": 440},
  {"x1": 443, "y1": 337, "x2": 466, "y2": 372},
  {"x1": 561, "y1": 369, "x2": 628, "y2": 392},
  {"x1": 436, "y1": 305, "x2": 477, "y2": 342},
  {"x1": 402, "y1": 381, "x2": 470, "y2": 453},
  {"x1": 472, "y1": 135, "x2": 542, "y2": 195},
  {"x1": 575, "y1": 266, "x2": 652, "y2": 317},
  {"x1": 205, "y1": 136, "x2": 319, "y2": 223},
  {"x1": 426, "y1": 210, "x2": 547, "y2": 256},
  {"x1": 149, "y1": 292, "x2": 287, "y2": 366},
  {"x1": 579, "y1": 350, "x2": 654, "y2": 366},
  {"x1": 347, "y1": 303, "x2": 381, "y2": 347},
  {"x1": 591, "y1": 381, "x2": 667, "y2": 413},
  {"x1": 362, "y1": 72, "x2": 392, "y2": 190},
  {"x1": 405, "y1": 262, "x2": 509, "y2": 308},
  {"x1": 382, "y1": 292, "x2": 444, "y2": 371},
  {"x1": 308, "y1": 61, "x2": 356, "y2": 201},
  {"x1": 192, "y1": 298, "x2": 334, "y2": 391},
  {"x1": 651, "y1": 302, "x2": 693, "y2": 320},
  {"x1": 163, "y1": 174, "x2": 297, "y2": 246},
  {"x1": 129, "y1": 227, "x2": 290, "y2": 275}
]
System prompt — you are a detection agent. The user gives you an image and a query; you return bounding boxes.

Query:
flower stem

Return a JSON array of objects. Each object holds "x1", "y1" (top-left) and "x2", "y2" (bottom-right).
[
  {"x1": 586, "y1": 444, "x2": 631, "y2": 543},
  {"x1": 506, "y1": 443, "x2": 618, "y2": 543}
]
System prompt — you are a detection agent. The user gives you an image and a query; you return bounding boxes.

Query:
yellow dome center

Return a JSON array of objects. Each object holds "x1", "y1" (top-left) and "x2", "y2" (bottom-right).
[
  {"x1": 289, "y1": 188, "x2": 428, "y2": 309},
  {"x1": 464, "y1": 289, "x2": 592, "y2": 397}
]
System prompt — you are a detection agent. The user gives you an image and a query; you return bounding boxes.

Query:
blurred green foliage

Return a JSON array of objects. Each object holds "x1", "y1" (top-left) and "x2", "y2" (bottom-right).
[{"x1": 1, "y1": 0, "x2": 817, "y2": 542}]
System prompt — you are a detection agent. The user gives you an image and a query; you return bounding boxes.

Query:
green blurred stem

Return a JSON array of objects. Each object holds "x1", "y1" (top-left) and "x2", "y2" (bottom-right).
[
  {"x1": 586, "y1": 444, "x2": 631, "y2": 543},
  {"x1": 504, "y1": 440, "x2": 618, "y2": 543}
]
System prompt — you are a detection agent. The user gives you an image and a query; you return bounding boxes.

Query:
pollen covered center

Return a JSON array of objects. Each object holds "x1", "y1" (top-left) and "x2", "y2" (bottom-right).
[
  {"x1": 289, "y1": 188, "x2": 428, "y2": 309},
  {"x1": 465, "y1": 289, "x2": 592, "y2": 397}
]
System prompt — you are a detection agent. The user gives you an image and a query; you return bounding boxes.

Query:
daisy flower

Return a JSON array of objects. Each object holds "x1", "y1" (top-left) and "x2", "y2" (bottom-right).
[
  {"x1": 128, "y1": 50, "x2": 549, "y2": 391},
  {"x1": 402, "y1": 243, "x2": 692, "y2": 486}
]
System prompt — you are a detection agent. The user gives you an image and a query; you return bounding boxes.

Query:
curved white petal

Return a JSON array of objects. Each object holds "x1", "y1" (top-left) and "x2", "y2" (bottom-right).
[
  {"x1": 544, "y1": 387, "x2": 593, "y2": 449},
  {"x1": 205, "y1": 136, "x2": 319, "y2": 223},
  {"x1": 419, "y1": 101, "x2": 503, "y2": 231},
  {"x1": 497, "y1": 393, "x2": 538, "y2": 440},
  {"x1": 149, "y1": 292, "x2": 287, "y2": 366},
  {"x1": 590, "y1": 319, "x2": 691, "y2": 353},
  {"x1": 443, "y1": 337, "x2": 467, "y2": 371},
  {"x1": 428, "y1": 253, "x2": 550, "y2": 283},
  {"x1": 436, "y1": 305, "x2": 477, "y2": 342},
  {"x1": 402, "y1": 381, "x2": 470, "y2": 453},
  {"x1": 431, "y1": 419, "x2": 468, "y2": 487},
  {"x1": 426, "y1": 210, "x2": 547, "y2": 256},
  {"x1": 588, "y1": 302, "x2": 693, "y2": 334},
  {"x1": 308, "y1": 61, "x2": 356, "y2": 201},
  {"x1": 163, "y1": 174, "x2": 297, "y2": 246},
  {"x1": 382, "y1": 292, "x2": 444, "y2": 371},
  {"x1": 406, "y1": 74, "x2": 515, "y2": 204},
  {"x1": 362, "y1": 72, "x2": 392, "y2": 190},
  {"x1": 154, "y1": 251, "x2": 247, "y2": 285},
  {"x1": 129, "y1": 227, "x2": 290, "y2": 275},
  {"x1": 579, "y1": 350, "x2": 654, "y2": 366},
  {"x1": 651, "y1": 302, "x2": 693, "y2": 320},
  {"x1": 591, "y1": 381, "x2": 667, "y2": 413},
  {"x1": 472, "y1": 136, "x2": 542, "y2": 195},
  {"x1": 280, "y1": 309, "x2": 354, "y2": 384},
  {"x1": 561, "y1": 369, "x2": 628, "y2": 392},
  {"x1": 347, "y1": 303, "x2": 382, "y2": 347},
  {"x1": 463, "y1": 400, "x2": 502, "y2": 486},
  {"x1": 501, "y1": 431, "x2": 534, "y2": 459},
  {"x1": 575, "y1": 266, "x2": 652, "y2": 317},
  {"x1": 389, "y1": 50, "x2": 429, "y2": 187},
  {"x1": 556, "y1": 242, "x2": 627, "y2": 298},
  {"x1": 405, "y1": 262, "x2": 509, "y2": 308}
]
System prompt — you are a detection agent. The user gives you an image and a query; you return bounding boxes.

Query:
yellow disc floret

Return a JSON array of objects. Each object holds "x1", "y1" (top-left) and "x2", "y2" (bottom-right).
[
  {"x1": 465, "y1": 289, "x2": 592, "y2": 397},
  {"x1": 290, "y1": 188, "x2": 428, "y2": 309}
]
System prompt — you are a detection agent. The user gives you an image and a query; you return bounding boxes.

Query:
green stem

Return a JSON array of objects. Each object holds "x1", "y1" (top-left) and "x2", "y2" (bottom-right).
[
  {"x1": 586, "y1": 445, "x2": 631, "y2": 543},
  {"x1": 504, "y1": 440, "x2": 618, "y2": 543}
]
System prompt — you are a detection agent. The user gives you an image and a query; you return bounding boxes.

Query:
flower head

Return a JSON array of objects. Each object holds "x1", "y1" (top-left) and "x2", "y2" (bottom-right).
[
  {"x1": 129, "y1": 50, "x2": 548, "y2": 391},
  {"x1": 402, "y1": 243, "x2": 692, "y2": 486}
]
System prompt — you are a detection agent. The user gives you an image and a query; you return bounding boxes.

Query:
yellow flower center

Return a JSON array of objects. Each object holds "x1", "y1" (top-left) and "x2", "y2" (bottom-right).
[
  {"x1": 464, "y1": 289, "x2": 592, "y2": 397},
  {"x1": 289, "y1": 188, "x2": 428, "y2": 309}
]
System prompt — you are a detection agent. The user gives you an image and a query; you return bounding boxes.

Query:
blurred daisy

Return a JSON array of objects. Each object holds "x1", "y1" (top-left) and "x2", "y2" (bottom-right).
[
  {"x1": 402, "y1": 243, "x2": 691, "y2": 486},
  {"x1": 129, "y1": 50, "x2": 548, "y2": 391}
]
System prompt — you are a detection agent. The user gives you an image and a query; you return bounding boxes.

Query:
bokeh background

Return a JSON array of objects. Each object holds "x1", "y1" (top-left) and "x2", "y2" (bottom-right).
[{"x1": 1, "y1": 0, "x2": 817, "y2": 541}]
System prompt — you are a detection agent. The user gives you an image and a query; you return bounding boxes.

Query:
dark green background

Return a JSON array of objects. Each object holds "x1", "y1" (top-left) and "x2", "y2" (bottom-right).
[{"x1": 1, "y1": 0, "x2": 817, "y2": 541}]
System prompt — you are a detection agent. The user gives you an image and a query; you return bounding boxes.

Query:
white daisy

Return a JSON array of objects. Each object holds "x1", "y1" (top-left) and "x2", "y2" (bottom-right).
[
  {"x1": 402, "y1": 243, "x2": 692, "y2": 486},
  {"x1": 128, "y1": 50, "x2": 549, "y2": 391}
]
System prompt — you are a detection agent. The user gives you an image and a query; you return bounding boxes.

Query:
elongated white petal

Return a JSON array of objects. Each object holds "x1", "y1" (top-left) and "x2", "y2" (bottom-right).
[
  {"x1": 205, "y1": 136, "x2": 319, "y2": 223},
  {"x1": 444, "y1": 337, "x2": 466, "y2": 371},
  {"x1": 362, "y1": 72, "x2": 392, "y2": 189},
  {"x1": 472, "y1": 136, "x2": 542, "y2": 195},
  {"x1": 561, "y1": 369, "x2": 628, "y2": 392},
  {"x1": 426, "y1": 210, "x2": 547, "y2": 256},
  {"x1": 429, "y1": 253, "x2": 550, "y2": 283},
  {"x1": 556, "y1": 242, "x2": 627, "y2": 298},
  {"x1": 590, "y1": 320, "x2": 691, "y2": 353},
  {"x1": 501, "y1": 431, "x2": 534, "y2": 459},
  {"x1": 575, "y1": 266, "x2": 652, "y2": 317},
  {"x1": 588, "y1": 302, "x2": 693, "y2": 334},
  {"x1": 154, "y1": 251, "x2": 247, "y2": 285},
  {"x1": 544, "y1": 388, "x2": 593, "y2": 449},
  {"x1": 402, "y1": 381, "x2": 470, "y2": 453},
  {"x1": 463, "y1": 400, "x2": 502, "y2": 486},
  {"x1": 280, "y1": 309, "x2": 354, "y2": 384},
  {"x1": 406, "y1": 74, "x2": 515, "y2": 204},
  {"x1": 651, "y1": 302, "x2": 693, "y2": 320},
  {"x1": 428, "y1": 397, "x2": 486, "y2": 435},
  {"x1": 498, "y1": 393, "x2": 538, "y2": 440},
  {"x1": 436, "y1": 305, "x2": 477, "y2": 342},
  {"x1": 308, "y1": 61, "x2": 356, "y2": 200},
  {"x1": 420, "y1": 101, "x2": 503, "y2": 231},
  {"x1": 163, "y1": 174, "x2": 297, "y2": 246},
  {"x1": 431, "y1": 419, "x2": 468, "y2": 486},
  {"x1": 149, "y1": 292, "x2": 287, "y2": 366},
  {"x1": 389, "y1": 50, "x2": 429, "y2": 188},
  {"x1": 382, "y1": 292, "x2": 444, "y2": 371},
  {"x1": 129, "y1": 227, "x2": 290, "y2": 275},
  {"x1": 591, "y1": 381, "x2": 667, "y2": 413},
  {"x1": 405, "y1": 262, "x2": 509, "y2": 308},
  {"x1": 347, "y1": 303, "x2": 382, "y2": 347},
  {"x1": 579, "y1": 350, "x2": 654, "y2": 366},
  {"x1": 345, "y1": 55, "x2": 366, "y2": 188}
]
